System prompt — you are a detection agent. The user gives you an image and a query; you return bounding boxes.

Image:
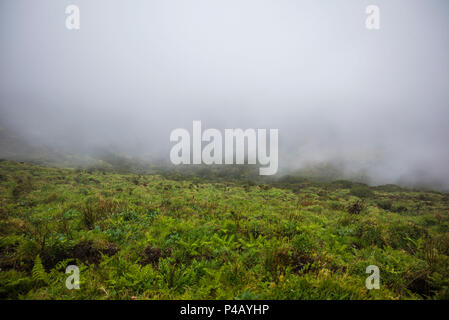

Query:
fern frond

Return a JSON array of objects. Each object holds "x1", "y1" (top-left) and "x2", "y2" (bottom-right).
[{"x1": 32, "y1": 255, "x2": 48, "y2": 284}]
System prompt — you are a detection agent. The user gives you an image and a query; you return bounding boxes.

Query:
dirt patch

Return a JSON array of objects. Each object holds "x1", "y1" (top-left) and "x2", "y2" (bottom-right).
[
  {"x1": 71, "y1": 241, "x2": 118, "y2": 264},
  {"x1": 140, "y1": 246, "x2": 171, "y2": 266},
  {"x1": 407, "y1": 273, "x2": 436, "y2": 297},
  {"x1": 274, "y1": 249, "x2": 316, "y2": 274},
  {"x1": 41, "y1": 240, "x2": 118, "y2": 270}
]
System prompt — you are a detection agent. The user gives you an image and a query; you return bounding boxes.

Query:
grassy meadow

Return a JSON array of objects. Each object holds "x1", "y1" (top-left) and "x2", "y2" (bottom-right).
[{"x1": 1, "y1": 160, "x2": 449, "y2": 299}]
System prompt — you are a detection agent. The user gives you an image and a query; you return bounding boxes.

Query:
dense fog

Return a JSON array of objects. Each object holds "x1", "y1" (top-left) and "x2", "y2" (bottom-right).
[{"x1": 1, "y1": 0, "x2": 449, "y2": 188}]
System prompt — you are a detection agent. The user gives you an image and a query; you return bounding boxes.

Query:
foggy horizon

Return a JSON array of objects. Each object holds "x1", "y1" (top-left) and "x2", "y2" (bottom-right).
[{"x1": 1, "y1": 0, "x2": 449, "y2": 189}]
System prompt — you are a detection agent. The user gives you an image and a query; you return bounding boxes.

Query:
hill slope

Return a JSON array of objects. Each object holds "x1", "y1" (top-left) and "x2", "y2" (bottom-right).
[{"x1": 1, "y1": 160, "x2": 448, "y2": 299}]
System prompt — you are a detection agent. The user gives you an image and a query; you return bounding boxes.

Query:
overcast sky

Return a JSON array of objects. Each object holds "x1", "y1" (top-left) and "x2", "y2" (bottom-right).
[{"x1": 1, "y1": 0, "x2": 449, "y2": 187}]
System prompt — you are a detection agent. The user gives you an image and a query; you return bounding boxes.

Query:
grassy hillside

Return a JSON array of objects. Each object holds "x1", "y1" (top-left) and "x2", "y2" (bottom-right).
[{"x1": 1, "y1": 160, "x2": 449, "y2": 299}]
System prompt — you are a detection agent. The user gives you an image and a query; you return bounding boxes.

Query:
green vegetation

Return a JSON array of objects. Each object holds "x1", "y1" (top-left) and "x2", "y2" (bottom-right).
[{"x1": 1, "y1": 160, "x2": 449, "y2": 299}]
